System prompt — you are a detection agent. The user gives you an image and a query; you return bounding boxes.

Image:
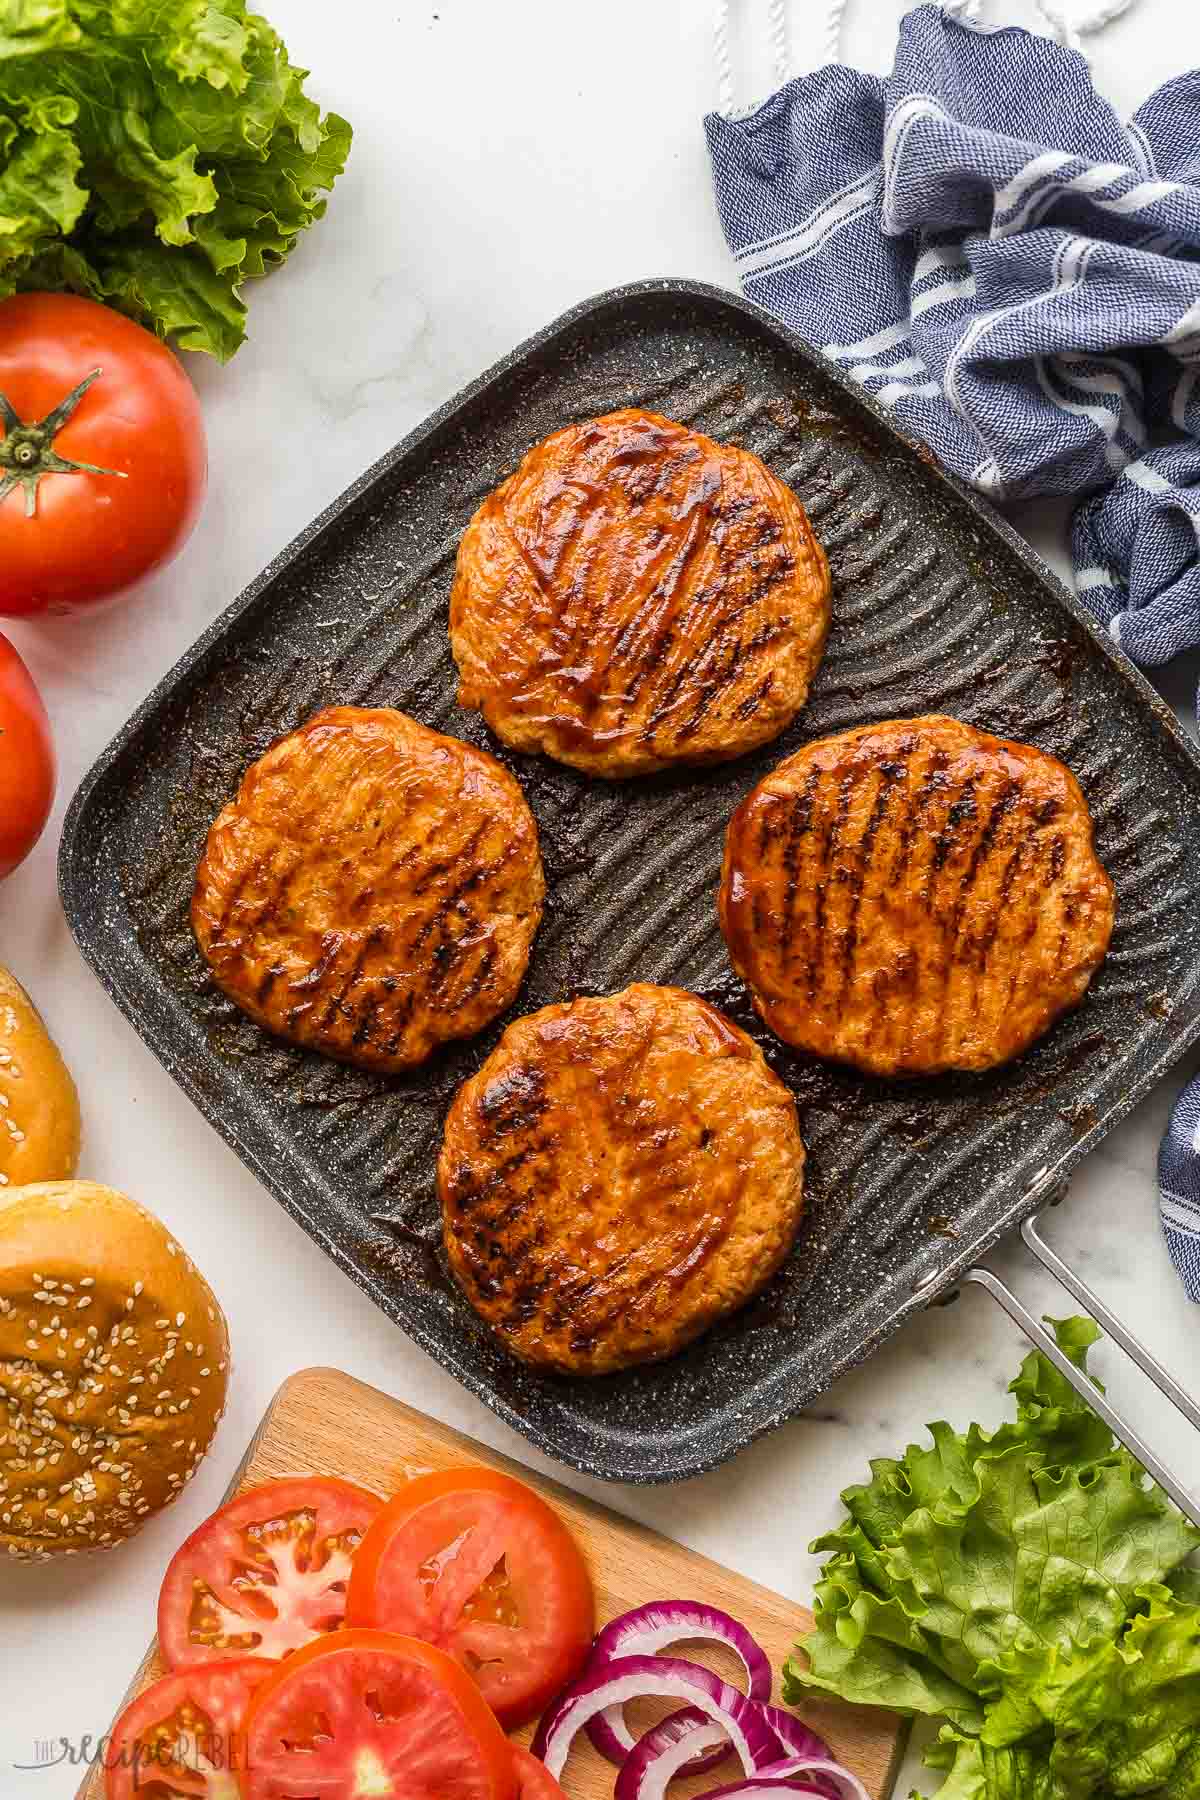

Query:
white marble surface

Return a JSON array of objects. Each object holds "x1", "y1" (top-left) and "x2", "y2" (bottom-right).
[{"x1": 3, "y1": 1, "x2": 1200, "y2": 1794}]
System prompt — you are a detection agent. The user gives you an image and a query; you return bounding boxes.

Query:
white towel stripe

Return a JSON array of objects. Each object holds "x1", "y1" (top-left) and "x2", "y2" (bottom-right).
[
  {"x1": 881, "y1": 94, "x2": 951, "y2": 233},
  {"x1": 944, "y1": 236, "x2": 1094, "y2": 473},
  {"x1": 876, "y1": 379, "x2": 943, "y2": 405},
  {"x1": 1035, "y1": 357, "x2": 1131, "y2": 472},
  {"x1": 994, "y1": 161, "x2": 1180, "y2": 240},
  {"x1": 1122, "y1": 457, "x2": 1172, "y2": 494},
  {"x1": 912, "y1": 274, "x2": 977, "y2": 318},
  {"x1": 823, "y1": 321, "x2": 912, "y2": 362},
  {"x1": 913, "y1": 242, "x2": 971, "y2": 282},
  {"x1": 993, "y1": 149, "x2": 1076, "y2": 225},
  {"x1": 738, "y1": 169, "x2": 882, "y2": 279},
  {"x1": 848, "y1": 355, "x2": 928, "y2": 383},
  {"x1": 1162, "y1": 1196, "x2": 1200, "y2": 1237},
  {"x1": 1102, "y1": 178, "x2": 1183, "y2": 215},
  {"x1": 735, "y1": 167, "x2": 882, "y2": 264}
]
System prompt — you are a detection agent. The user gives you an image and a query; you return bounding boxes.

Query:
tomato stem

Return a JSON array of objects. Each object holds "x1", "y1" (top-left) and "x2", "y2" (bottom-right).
[{"x1": 0, "y1": 368, "x2": 127, "y2": 519}]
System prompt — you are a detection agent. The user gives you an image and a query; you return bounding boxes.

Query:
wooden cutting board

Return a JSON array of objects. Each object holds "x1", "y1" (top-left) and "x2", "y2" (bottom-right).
[{"x1": 80, "y1": 1367, "x2": 905, "y2": 1799}]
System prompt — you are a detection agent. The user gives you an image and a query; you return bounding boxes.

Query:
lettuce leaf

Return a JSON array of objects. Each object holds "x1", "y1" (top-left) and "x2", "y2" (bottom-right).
[
  {"x1": 916, "y1": 1731, "x2": 1075, "y2": 1800},
  {"x1": 0, "y1": 0, "x2": 350, "y2": 356},
  {"x1": 785, "y1": 1320, "x2": 1200, "y2": 1797}
]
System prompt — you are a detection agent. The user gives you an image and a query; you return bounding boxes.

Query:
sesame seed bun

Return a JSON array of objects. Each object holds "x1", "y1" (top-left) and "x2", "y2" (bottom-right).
[
  {"x1": 0, "y1": 1182, "x2": 230, "y2": 1560},
  {"x1": 0, "y1": 967, "x2": 80, "y2": 1188}
]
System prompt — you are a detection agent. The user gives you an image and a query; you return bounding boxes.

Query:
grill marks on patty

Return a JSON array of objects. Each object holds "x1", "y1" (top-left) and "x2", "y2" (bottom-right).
[
  {"x1": 192, "y1": 707, "x2": 545, "y2": 1072},
  {"x1": 449, "y1": 408, "x2": 831, "y2": 778},
  {"x1": 439, "y1": 984, "x2": 806, "y2": 1376},
  {"x1": 719, "y1": 715, "x2": 1115, "y2": 1077}
]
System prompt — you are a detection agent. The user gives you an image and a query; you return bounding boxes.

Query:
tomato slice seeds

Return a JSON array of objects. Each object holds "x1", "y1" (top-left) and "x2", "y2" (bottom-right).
[
  {"x1": 241, "y1": 1630, "x2": 518, "y2": 1800},
  {"x1": 346, "y1": 1469, "x2": 595, "y2": 1730},
  {"x1": 105, "y1": 1657, "x2": 276, "y2": 1800},
  {"x1": 159, "y1": 1477, "x2": 384, "y2": 1668}
]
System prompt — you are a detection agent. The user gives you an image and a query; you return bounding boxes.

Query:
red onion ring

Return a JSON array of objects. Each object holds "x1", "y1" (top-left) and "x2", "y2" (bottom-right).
[
  {"x1": 614, "y1": 1716, "x2": 737, "y2": 1799},
  {"x1": 694, "y1": 1788, "x2": 832, "y2": 1799},
  {"x1": 691, "y1": 1786, "x2": 833, "y2": 1799},
  {"x1": 585, "y1": 1601, "x2": 772, "y2": 1770},
  {"x1": 745, "y1": 1758, "x2": 873, "y2": 1800},
  {"x1": 530, "y1": 1655, "x2": 784, "y2": 1790},
  {"x1": 757, "y1": 1707, "x2": 835, "y2": 1765}
]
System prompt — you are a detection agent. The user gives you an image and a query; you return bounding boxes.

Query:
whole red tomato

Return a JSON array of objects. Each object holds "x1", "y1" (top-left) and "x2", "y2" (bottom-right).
[
  {"x1": 0, "y1": 634, "x2": 54, "y2": 877},
  {"x1": 0, "y1": 293, "x2": 207, "y2": 615}
]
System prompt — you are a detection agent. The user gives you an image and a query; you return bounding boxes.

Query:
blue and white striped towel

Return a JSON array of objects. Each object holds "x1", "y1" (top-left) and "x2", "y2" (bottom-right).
[{"x1": 705, "y1": 3, "x2": 1200, "y2": 1294}]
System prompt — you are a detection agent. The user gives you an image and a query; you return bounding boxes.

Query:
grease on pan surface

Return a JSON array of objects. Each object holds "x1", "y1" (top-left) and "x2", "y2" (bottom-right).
[
  {"x1": 60, "y1": 282, "x2": 1200, "y2": 1483},
  {"x1": 449, "y1": 407, "x2": 830, "y2": 778}
]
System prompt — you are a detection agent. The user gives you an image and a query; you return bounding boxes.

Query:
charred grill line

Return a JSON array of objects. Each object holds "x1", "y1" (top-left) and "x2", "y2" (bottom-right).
[
  {"x1": 780, "y1": 773, "x2": 822, "y2": 985},
  {"x1": 805, "y1": 769, "x2": 855, "y2": 1004},
  {"x1": 837, "y1": 761, "x2": 902, "y2": 1015},
  {"x1": 317, "y1": 928, "x2": 383, "y2": 1040}
]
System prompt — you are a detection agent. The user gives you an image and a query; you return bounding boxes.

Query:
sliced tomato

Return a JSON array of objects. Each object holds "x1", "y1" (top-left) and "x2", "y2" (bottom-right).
[
  {"x1": 105, "y1": 1657, "x2": 275, "y2": 1800},
  {"x1": 241, "y1": 1629, "x2": 518, "y2": 1800},
  {"x1": 512, "y1": 1747, "x2": 570, "y2": 1799},
  {"x1": 345, "y1": 1468, "x2": 595, "y2": 1730},
  {"x1": 158, "y1": 1476, "x2": 384, "y2": 1668}
]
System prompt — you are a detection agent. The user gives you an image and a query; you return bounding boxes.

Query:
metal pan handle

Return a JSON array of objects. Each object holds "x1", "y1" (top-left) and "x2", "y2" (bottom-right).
[
  {"x1": 964, "y1": 1211, "x2": 1200, "y2": 1530},
  {"x1": 1019, "y1": 1214, "x2": 1200, "y2": 1432}
]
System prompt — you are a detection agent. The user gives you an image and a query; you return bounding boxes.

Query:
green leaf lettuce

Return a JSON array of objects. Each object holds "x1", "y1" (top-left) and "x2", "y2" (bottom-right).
[
  {"x1": 784, "y1": 1319, "x2": 1200, "y2": 1797},
  {"x1": 0, "y1": 0, "x2": 351, "y2": 357}
]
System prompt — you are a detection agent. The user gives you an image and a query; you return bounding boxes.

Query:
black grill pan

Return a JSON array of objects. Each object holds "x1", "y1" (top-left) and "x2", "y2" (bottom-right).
[{"x1": 59, "y1": 280, "x2": 1200, "y2": 1483}]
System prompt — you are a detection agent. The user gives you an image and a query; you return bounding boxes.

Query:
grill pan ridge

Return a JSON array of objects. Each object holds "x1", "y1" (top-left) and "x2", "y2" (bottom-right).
[{"x1": 60, "y1": 281, "x2": 1200, "y2": 1483}]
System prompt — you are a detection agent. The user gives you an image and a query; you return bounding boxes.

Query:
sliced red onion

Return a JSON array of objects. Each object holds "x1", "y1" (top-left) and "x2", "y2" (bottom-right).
[
  {"x1": 530, "y1": 1655, "x2": 783, "y2": 1789},
  {"x1": 585, "y1": 1600, "x2": 771, "y2": 1767},
  {"x1": 757, "y1": 1707, "x2": 834, "y2": 1766},
  {"x1": 749, "y1": 1758, "x2": 872, "y2": 1800},
  {"x1": 603, "y1": 1705, "x2": 732, "y2": 1782},
  {"x1": 692, "y1": 1787, "x2": 833, "y2": 1799},
  {"x1": 694, "y1": 1787, "x2": 831, "y2": 1799},
  {"x1": 614, "y1": 1715, "x2": 735, "y2": 1799}
]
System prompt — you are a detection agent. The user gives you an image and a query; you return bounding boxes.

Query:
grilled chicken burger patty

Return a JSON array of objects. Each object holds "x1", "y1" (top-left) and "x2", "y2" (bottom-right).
[
  {"x1": 449, "y1": 408, "x2": 831, "y2": 779},
  {"x1": 193, "y1": 706, "x2": 545, "y2": 1072},
  {"x1": 719, "y1": 715, "x2": 1115, "y2": 1078},
  {"x1": 439, "y1": 983, "x2": 805, "y2": 1376}
]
